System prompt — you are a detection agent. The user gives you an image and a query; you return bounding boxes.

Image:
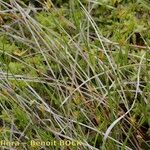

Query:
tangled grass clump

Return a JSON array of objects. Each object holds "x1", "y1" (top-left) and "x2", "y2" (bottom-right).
[{"x1": 0, "y1": 0, "x2": 150, "y2": 149}]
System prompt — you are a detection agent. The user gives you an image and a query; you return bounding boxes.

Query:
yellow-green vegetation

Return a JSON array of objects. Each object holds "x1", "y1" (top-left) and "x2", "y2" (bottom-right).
[{"x1": 0, "y1": 0, "x2": 150, "y2": 149}]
